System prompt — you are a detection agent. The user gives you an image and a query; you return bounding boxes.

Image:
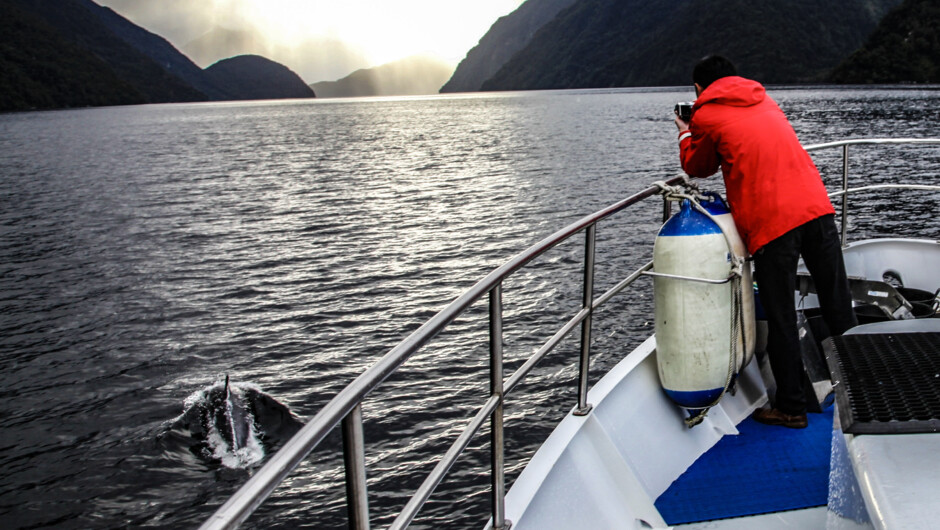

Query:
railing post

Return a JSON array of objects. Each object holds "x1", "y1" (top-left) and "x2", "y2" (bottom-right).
[
  {"x1": 342, "y1": 404, "x2": 370, "y2": 530},
  {"x1": 841, "y1": 144, "x2": 849, "y2": 246},
  {"x1": 663, "y1": 195, "x2": 672, "y2": 223},
  {"x1": 574, "y1": 224, "x2": 596, "y2": 416},
  {"x1": 489, "y1": 284, "x2": 511, "y2": 529}
]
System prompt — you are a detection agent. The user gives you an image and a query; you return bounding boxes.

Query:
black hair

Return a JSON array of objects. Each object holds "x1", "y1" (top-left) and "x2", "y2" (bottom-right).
[{"x1": 693, "y1": 55, "x2": 737, "y2": 89}]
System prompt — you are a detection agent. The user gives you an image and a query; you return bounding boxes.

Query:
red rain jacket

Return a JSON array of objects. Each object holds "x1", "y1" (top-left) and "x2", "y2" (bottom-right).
[{"x1": 678, "y1": 76, "x2": 834, "y2": 254}]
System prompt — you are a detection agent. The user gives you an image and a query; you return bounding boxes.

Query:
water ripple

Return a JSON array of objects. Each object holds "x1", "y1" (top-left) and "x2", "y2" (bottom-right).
[{"x1": 0, "y1": 88, "x2": 937, "y2": 529}]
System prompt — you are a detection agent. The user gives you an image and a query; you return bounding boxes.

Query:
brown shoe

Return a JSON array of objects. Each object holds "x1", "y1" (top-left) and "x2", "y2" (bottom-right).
[{"x1": 752, "y1": 407, "x2": 808, "y2": 429}]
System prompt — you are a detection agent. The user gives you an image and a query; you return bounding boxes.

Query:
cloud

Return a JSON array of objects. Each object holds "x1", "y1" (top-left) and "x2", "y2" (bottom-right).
[
  {"x1": 99, "y1": 0, "x2": 218, "y2": 44},
  {"x1": 100, "y1": 0, "x2": 373, "y2": 82},
  {"x1": 185, "y1": 29, "x2": 373, "y2": 83},
  {"x1": 99, "y1": 0, "x2": 526, "y2": 83}
]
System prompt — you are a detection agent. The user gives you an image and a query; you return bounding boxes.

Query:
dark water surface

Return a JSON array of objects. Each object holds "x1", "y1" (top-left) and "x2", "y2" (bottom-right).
[{"x1": 0, "y1": 88, "x2": 937, "y2": 529}]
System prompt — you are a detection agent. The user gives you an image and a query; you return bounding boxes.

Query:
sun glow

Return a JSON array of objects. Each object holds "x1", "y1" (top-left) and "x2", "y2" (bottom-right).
[
  {"x1": 230, "y1": 0, "x2": 524, "y2": 65},
  {"x1": 99, "y1": 0, "x2": 525, "y2": 82}
]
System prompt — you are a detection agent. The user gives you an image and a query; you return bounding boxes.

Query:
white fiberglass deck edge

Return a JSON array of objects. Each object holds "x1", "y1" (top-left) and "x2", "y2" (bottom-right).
[{"x1": 494, "y1": 336, "x2": 768, "y2": 529}]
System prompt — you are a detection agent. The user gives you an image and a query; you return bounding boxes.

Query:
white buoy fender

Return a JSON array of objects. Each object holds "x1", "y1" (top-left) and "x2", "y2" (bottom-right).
[{"x1": 653, "y1": 196, "x2": 755, "y2": 411}]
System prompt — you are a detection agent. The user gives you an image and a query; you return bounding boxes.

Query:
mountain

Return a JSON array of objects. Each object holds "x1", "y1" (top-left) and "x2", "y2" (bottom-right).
[
  {"x1": 90, "y1": 2, "x2": 230, "y2": 99},
  {"x1": 0, "y1": 0, "x2": 316, "y2": 112},
  {"x1": 310, "y1": 56, "x2": 454, "y2": 98},
  {"x1": 0, "y1": 1, "x2": 145, "y2": 111},
  {"x1": 183, "y1": 26, "x2": 372, "y2": 84},
  {"x1": 99, "y1": 0, "x2": 367, "y2": 81},
  {"x1": 478, "y1": 0, "x2": 903, "y2": 91},
  {"x1": 440, "y1": 0, "x2": 577, "y2": 93},
  {"x1": 89, "y1": 2, "x2": 314, "y2": 100},
  {"x1": 829, "y1": 0, "x2": 939, "y2": 84},
  {"x1": 183, "y1": 27, "x2": 265, "y2": 68},
  {"x1": 206, "y1": 55, "x2": 316, "y2": 100},
  {"x1": 3, "y1": 0, "x2": 207, "y2": 106},
  {"x1": 97, "y1": 0, "x2": 213, "y2": 47}
]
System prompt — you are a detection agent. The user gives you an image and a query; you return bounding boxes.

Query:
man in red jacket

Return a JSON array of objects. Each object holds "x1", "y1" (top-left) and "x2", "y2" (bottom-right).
[{"x1": 675, "y1": 55, "x2": 856, "y2": 428}]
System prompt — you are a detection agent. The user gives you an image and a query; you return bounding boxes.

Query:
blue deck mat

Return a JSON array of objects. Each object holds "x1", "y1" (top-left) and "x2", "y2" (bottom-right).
[{"x1": 655, "y1": 406, "x2": 833, "y2": 525}]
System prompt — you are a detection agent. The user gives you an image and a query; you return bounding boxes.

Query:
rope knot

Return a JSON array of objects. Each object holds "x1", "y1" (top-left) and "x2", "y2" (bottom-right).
[{"x1": 656, "y1": 176, "x2": 706, "y2": 203}]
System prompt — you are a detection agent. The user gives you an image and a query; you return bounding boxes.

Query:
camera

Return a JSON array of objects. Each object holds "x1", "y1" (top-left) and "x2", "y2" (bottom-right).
[{"x1": 674, "y1": 101, "x2": 694, "y2": 122}]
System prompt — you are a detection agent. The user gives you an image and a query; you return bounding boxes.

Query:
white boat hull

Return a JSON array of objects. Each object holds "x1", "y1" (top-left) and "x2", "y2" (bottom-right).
[
  {"x1": 496, "y1": 336, "x2": 768, "y2": 529},
  {"x1": 498, "y1": 238, "x2": 940, "y2": 530}
]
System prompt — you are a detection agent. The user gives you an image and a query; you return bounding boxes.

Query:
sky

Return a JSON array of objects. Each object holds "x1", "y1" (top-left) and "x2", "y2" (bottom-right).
[{"x1": 99, "y1": 0, "x2": 526, "y2": 83}]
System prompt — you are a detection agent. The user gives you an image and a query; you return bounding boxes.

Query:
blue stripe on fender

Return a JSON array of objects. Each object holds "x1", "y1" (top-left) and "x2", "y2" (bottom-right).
[
  {"x1": 700, "y1": 192, "x2": 731, "y2": 216},
  {"x1": 658, "y1": 199, "x2": 722, "y2": 237},
  {"x1": 664, "y1": 387, "x2": 724, "y2": 409}
]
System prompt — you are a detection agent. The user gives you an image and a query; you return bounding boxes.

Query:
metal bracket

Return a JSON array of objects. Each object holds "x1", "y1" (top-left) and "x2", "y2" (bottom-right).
[
  {"x1": 798, "y1": 273, "x2": 915, "y2": 320},
  {"x1": 573, "y1": 404, "x2": 594, "y2": 416}
]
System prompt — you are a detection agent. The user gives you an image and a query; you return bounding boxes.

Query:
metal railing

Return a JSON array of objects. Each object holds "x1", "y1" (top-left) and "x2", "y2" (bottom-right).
[
  {"x1": 201, "y1": 138, "x2": 939, "y2": 530},
  {"x1": 804, "y1": 138, "x2": 940, "y2": 245},
  {"x1": 200, "y1": 174, "x2": 685, "y2": 530}
]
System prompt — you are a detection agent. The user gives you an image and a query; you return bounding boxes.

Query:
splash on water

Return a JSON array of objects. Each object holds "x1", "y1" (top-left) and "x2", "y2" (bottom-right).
[{"x1": 173, "y1": 376, "x2": 302, "y2": 469}]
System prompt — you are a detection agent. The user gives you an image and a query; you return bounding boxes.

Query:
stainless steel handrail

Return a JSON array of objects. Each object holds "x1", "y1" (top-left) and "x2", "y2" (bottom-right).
[
  {"x1": 805, "y1": 138, "x2": 940, "y2": 150},
  {"x1": 804, "y1": 138, "x2": 940, "y2": 245},
  {"x1": 202, "y1": 138, "x2": 939, "y2": 530},
  {"x1": 200, "y1": 176, "x2": 686, "y2": 530}
]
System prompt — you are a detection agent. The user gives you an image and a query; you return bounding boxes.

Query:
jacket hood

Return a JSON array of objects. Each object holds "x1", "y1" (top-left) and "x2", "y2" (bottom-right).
[{"x1": 694, "y1": 76, "x2": 765, "y2": 109}]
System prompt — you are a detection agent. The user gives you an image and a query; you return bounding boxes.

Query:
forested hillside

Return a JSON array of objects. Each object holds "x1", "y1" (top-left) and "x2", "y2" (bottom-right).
[
  {"x1": 829, "y1": 0, "x2": 939, "y2": 83},
  {"x1": 478, "y1": 0, "x2": 903, "y2": 91},
  {"x1": 205, "y1": 55, "x2": 315, "y2": 100},
  {"x1": 0, "y1": 0, "x2": 314, "y2": 112},
  {"x1": 440, "y1": 0, "x2": 577, "y2": 93},
  {"x1": 2, "y1": 0, "x2": 205, "y2": 110},
  {"x1": 0, "y1": 2, "x2": 145, "y2": 111}
]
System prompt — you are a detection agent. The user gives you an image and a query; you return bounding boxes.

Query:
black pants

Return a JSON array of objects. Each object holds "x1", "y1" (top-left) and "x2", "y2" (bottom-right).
[{"x1": 753, "y1": 214, "x2": 857, "y2": 415}]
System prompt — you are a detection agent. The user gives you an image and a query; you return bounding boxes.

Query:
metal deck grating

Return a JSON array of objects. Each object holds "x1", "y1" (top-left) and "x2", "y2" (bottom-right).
[{"x1": 823, "y1": 333, "x2": 940, "y2": 434}]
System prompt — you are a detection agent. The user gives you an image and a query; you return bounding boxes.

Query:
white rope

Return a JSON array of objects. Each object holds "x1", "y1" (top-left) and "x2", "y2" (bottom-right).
[{"x1": 653, "y1": 177, "x2": 705, "y2": 204}]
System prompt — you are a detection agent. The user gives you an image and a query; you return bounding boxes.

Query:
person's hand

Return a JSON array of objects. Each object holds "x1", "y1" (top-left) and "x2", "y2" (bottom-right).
[{"x1": 675, "y1": 115, "x2": 690, "y2": 133}]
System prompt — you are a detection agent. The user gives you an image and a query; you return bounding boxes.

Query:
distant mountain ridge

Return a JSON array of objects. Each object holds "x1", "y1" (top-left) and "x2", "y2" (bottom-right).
[
  {"x1": 439, "y1": 0, "x2": 577, "y2": 93},
  {"x1": 182, "y1": 26, "x2": 370, "y2": 84},
  {"x1": 207, "y1": 55, "x2": 315, "y2": 100},
  {"x1": 829, "y1": 0, "x2": 939, "y2": 83},
  {"x1": 0, "y1": 0, "x2": 314, "y2": 112},
  {"x1": 182, "y1": 27, "x2": 264, "y2": 68},
  {"x1": 310, "y1": 56, "x2": 454, "y2": 98},
  {"x1": 91, "y1": 2, "x2": 231, "y2": 100},
  {"x1": 4, "y1": 0, "x2": 206, "y2": 105},
  {"x1": 443, "y1": 0, "x2": 906, "y2": 92},
  {"x1": 0, "y1": 1, "x2": 145, "y2": 110}
]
